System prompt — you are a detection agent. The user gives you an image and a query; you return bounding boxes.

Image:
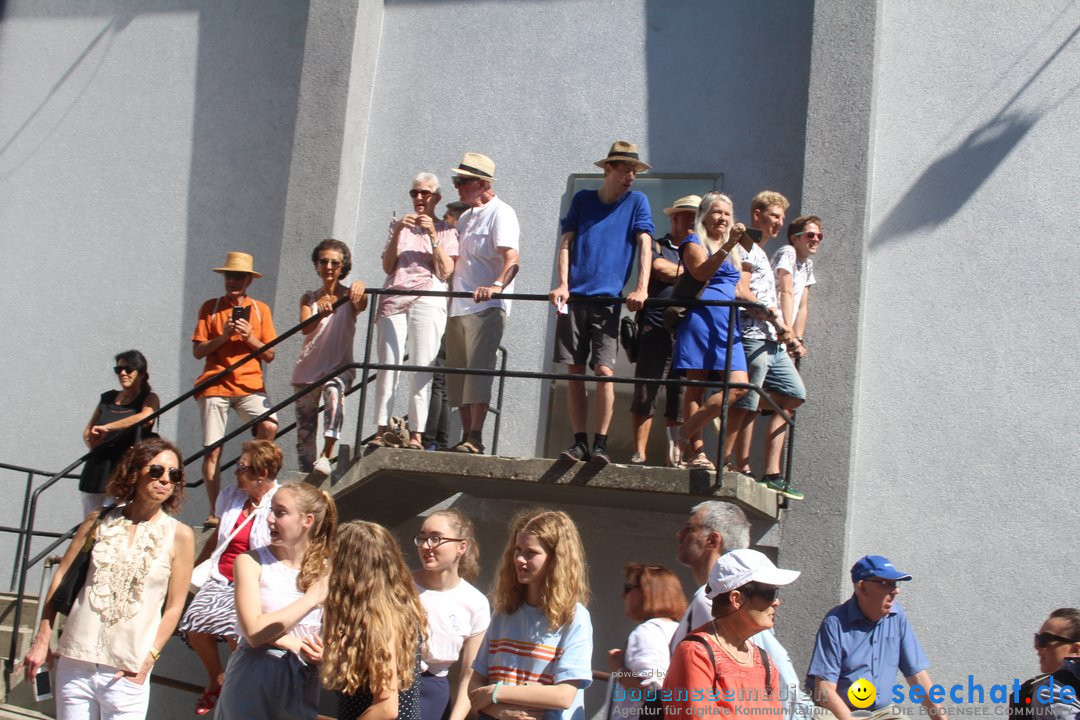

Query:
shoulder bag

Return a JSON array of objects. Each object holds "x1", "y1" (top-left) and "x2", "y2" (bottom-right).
[{"x1": 52, "y1": 507, "x2": 113, "y2": 615}]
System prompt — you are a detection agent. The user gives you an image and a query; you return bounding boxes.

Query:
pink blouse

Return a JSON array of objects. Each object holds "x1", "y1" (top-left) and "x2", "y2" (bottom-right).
[{"x1": 378, "y1": 220, "x2": 459, "y2": 319}]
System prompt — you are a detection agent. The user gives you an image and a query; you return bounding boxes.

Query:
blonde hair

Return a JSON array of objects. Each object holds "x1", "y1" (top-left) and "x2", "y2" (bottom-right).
[
  {"x1": 750, "y1": 190, "x2": 790, "y2": 215},
  {"x1": 694, "y1": 192, "x2": 741, "y2": 267},
  {"x1": 429, "y1": 509, "x2": 481, "y2": 582},
  {"x1": 492, "y1": 509, "x2": 589, "y2": 630},
  {"x1": 275, "y1": 482, "x2": 337, "y2": 591},
  {"x1": 322, "y1": 521, "x2": 427, "y2": 696}
]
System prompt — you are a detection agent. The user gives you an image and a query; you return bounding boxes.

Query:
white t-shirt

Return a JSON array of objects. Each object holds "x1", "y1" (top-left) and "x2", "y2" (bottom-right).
[
  {"x1": 451, "y1": 195, "x2": 520, "y2": 317},
  {"x1": 770, "y1": 244, "x2": 816, "y2": 328},
  {"x1": 606, "y1": 617, "x2": 679, "y2": 720},
  {"x1": 416, "y1": 578, "x2": 491, "y2": 676},
  {"x1": 740, "y1": 243, "x2": 779, "y2": 341}
]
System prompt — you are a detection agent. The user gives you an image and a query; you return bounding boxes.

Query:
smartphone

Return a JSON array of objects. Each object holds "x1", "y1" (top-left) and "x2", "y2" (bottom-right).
[
  {"x1": 33, "y1": 667, "x2": 52, "y2": 702},
  {"x1": 231, "y1": 305, "x2": 251, "y2": 323},
  {"x1": 745, "y1": 227, "x2": 763, "y2": 242}
]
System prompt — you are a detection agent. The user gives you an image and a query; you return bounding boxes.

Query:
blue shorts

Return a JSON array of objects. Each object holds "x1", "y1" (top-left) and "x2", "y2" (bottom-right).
[{"x1": 734, "y1": 337, "x2": 806, "y2": 410}]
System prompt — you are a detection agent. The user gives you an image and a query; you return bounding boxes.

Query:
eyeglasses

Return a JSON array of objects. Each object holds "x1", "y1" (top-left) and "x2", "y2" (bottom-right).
[
  {"x1": 622, "y1": 583, "x2": 641, "y2": 595},
  {"x1": 413, "y1": 534, "x2": 464, "y2": 548},
  {"x1": 794, "y1": 231, "x2": 824, "y2": 241},
  {"x1": 113, "y1": 366, "x2": 136, "y2": 375},
  {"x1": 145, "y1": 464, "x2": 182, "y2": 485},
  {"x1": 745, "y1": 585, "x2": 780, "y2": 603},
  {"x1": 452, "y1": 176, "x2": 481, "y2": 188},
  {"x1": 863, "y1": 578, "x2": 899, "y2": 591},
  {"x1": 1034, "y1": 632, "x2": 1080, "y2": 648},
  {"x1": 317, "y1": 258, "x2": 342, "y2": 268},
  {"x1": 409, "y1": 189, "x2": 436, "y2": 198}
]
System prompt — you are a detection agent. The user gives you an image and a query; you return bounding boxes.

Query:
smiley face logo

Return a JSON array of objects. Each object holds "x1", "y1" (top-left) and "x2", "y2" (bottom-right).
[{"x1": 847, "y1": 678, "x2": 876, "y2": 709}]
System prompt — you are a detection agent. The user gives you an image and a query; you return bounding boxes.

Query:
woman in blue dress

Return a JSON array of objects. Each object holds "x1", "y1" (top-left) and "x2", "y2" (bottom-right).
[{"x1": 674, "y1": 192, "x2": 757, "y2": 469}]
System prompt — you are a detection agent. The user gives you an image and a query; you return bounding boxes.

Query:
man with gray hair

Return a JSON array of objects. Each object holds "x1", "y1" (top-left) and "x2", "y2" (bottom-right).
[{"x1": 672, "y1": 500, "x2": 812, "y2": 720}]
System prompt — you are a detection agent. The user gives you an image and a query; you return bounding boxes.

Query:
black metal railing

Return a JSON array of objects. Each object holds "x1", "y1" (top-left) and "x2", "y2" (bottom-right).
[{"x1": 3, "y1": 287, "x2": 796, "y2": 676}]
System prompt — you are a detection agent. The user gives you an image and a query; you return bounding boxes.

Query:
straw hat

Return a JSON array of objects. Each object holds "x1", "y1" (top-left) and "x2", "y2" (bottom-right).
[
  {"x1": 451, "y1": 152, "x2": 496, "y2": 181},
  {"x1": 593, "y1": 140, "x2": 651, "y2": 172},
  {"x1": 663, "y1": 194, "x2": 702, "y2": 216},
  {"x1": 212, "y1": 252, "x2": 262, "y2": 278}
]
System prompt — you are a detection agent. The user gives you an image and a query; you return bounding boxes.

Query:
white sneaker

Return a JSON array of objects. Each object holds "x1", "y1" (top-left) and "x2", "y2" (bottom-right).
[{"x1": 312, "y1": 457, "x2": 332, "y2": 477}]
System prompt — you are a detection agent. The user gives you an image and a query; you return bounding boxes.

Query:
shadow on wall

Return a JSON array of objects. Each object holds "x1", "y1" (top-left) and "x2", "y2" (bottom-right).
[
  {"x1": 177, "y1": 4, "x2": 310, "y2": 479},
  {"x1": 874, "y1": 23, "x2": 1080, "y2": 245}
]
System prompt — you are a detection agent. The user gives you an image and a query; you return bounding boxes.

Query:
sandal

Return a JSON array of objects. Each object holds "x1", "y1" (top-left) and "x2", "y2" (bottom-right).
[
  {"x1": 366, "y1": 436, "x2": 387, "y2": 448},
  {"x1": 202, "y1": 515, "x2": 220, "y2": 530},
  {"x1": 195, "y1": 686, "x2": 222, "y2": 716},
  {"x1": 404, "y1": 440, "x2": 424, "y2": 450},
  {"x1": 451, "y1": 440, "x2": 484, "y2": 454},
  {"x1": 687, "y1": 452, "x2": 716, "y2": 471}
]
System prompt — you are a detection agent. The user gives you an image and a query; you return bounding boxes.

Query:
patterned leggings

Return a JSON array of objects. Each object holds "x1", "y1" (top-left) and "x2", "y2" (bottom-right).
[{"x1": 294, "y1": 376, "x2": 348, "y2": 471}]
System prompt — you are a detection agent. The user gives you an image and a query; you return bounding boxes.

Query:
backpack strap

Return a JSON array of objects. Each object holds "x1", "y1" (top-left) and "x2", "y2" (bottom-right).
[
  {"x1": 684, "y1": 634, "x2": 720, "y2": 690},
  {"x1": 756, "y1": 645, "x2": 773, "y2": 697}
]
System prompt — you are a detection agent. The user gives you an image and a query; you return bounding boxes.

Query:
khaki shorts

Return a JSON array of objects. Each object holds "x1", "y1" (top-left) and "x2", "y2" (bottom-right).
[
  {"x1": 445, "y1": 308, "x2": 506, "y2": 407},
  {"x1": 198, "y1": 393, "x2": 279, "y2": 446}
]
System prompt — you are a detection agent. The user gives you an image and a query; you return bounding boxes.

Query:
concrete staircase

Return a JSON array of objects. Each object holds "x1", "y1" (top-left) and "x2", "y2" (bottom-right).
[{"x1": 0, "y1": 592, "x2": 52, "y2": 718}]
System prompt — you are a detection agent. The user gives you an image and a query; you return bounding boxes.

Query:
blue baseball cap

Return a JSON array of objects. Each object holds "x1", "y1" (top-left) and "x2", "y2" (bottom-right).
[{"x1": 851, "y1": 555, "x2": 912, "y2": 582}]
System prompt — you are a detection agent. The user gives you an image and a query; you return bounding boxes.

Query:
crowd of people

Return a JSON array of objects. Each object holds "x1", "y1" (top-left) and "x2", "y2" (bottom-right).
[
  {"x1": 23, "y1": 470, "x2": 1079, "y2": 720},
  {"x1": 72, "y1": 140, "x2": 821, "y2": 531}
]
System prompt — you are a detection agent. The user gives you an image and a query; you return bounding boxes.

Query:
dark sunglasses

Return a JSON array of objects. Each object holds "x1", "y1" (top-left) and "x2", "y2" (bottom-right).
[
  {"x1": 622, "y1": 583, "x2": 640, "y2": 595},
  {"x1": 113, "y1": 365, "x2": 136, "y2": 375},
  {"x1": 745, "y1": 585, "x2": 780, "y2": 603},
  {"x1": 452, "y1": 176, "x2": 480, "y2": 188},
  {"x1": 317, "y1": 258, "x2": 342, "y2": 268},
  {"x1": 409, "y1": 189, "x2": 436, "y2": 198},
  {"x1": 146, "y1": 464, "x2": 182, "y2": 485},
  {"x1": 1035, "y1": 632, "x2": 1079, "y2": 648}
]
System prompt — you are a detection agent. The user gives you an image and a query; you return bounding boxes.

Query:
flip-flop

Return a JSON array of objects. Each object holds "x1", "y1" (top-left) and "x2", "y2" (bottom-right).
[
  {"x1": 687, "y1": 453, "x2": 716, "y2": 471},
  {"x1": 195, "y1": 687, "x2": 222, "y2": 716},
  {"x1": 451, "y1": 440, "x2": 484, "y2": 454}
]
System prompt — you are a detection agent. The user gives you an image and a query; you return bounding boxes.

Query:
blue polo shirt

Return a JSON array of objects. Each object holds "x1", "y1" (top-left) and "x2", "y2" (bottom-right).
[
  {"x1": 806, "y1": 596, "x2": 931, "y2": 710},
  {"x1": 560, "y1": 189, "x2": 654, "y2": 297}
]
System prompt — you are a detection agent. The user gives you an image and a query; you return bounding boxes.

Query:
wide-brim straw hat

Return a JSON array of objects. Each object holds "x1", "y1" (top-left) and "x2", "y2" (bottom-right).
[
  {"x1": 212, "y1": 251, "x2": 262, "y2": 278},
  {"x1": 593, "y1": 140, "x2": 651, "y2": 172},
  {"x1": 663, "y1": 194, "x2": 702, "y2": 216},
  {"x1": 451, "y1": 152, "x2": 496, "y2": 181}
]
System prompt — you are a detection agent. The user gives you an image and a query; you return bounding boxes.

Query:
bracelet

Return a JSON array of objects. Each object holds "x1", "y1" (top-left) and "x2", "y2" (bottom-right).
[
  {"x1": 492, "y1": 681, "x2": 504, "y2": 705},
  {"x1": 149, "y1": 647, "x2": 161, "y2": 661},
  {"x1": 795, "y1": 336, "x2": 805, "y2": 344},
  {"x1": 492, "y1": 281, "x2": 504, "y2": 288}
]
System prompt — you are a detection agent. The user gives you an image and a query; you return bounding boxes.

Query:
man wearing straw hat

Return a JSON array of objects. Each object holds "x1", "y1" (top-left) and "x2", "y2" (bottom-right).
[
  {"x1": 444, "y1": 152, "x2": 520, "y2": 454},
  {"x1": 627, "y1": 194, "x2": 700, "y2": 466},
  {"x1": 550, "y1": 140, "x2": 654, "y2": 465},
  {"x1": 191, "y1": 251, "x2": 278, "y2": 529}
]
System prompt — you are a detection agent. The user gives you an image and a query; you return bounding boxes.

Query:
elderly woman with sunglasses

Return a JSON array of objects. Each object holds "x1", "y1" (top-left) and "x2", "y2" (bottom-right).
[
  {"x1": 603, "y1": 564, "x2": 686, "y2": 720},
  {"x1": 24, "y1": 437, "x2": 194, "y2": 720},
  {"x1": 371, "y1": 172, "x2": 459, "y2": 449},
  {"x1": 178, "y1": 439, "x2": 283, "y2": 715},
  {"x1": 79, "y1": 350, "x2": 161, "y2": 517},
  {"x1": 662, "y1": 550, "x2": 798, "y2": 720}
]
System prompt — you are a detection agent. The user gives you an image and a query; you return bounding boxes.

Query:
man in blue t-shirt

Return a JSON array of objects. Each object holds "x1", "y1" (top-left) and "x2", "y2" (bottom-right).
[
  {"x1": 549, "y1": 140, "x2": 655, "y2": 464},
  {"x1": 807, "y1": 555, "x2": 943, "y2": 720}
]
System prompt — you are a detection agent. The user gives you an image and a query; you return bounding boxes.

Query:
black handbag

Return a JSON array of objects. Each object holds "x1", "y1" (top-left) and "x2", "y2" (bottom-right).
[
  {"x1": 620, "y1": 315, "x2": 641, "y2": 363},
  {"x1": 52, "y1": 508, "x2": 111, "y2": 615}
]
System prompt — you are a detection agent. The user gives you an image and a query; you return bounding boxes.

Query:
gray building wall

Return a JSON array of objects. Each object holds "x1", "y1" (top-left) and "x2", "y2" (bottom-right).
[{"x1": 1, "y1": 1, "x2": 1076, "y2": 718}]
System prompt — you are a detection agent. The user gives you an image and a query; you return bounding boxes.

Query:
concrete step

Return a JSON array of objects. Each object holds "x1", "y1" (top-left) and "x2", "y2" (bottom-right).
[
  {"x1": 0, "y1": 703, "x2": 52, "y2": 720},
  {"x1": 325, "y1": 446, "x2": 781, "y2": 527}
]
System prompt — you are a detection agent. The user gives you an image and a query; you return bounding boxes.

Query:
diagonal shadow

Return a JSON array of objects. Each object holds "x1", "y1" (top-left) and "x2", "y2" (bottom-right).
[{"x1": 874, "y1": 22, "x2": 1080, "y2": 245}]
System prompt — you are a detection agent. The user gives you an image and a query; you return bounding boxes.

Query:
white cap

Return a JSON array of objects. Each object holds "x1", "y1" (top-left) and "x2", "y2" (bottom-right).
[{"x1": 705, "y1": 549, "x2": 801, "y2": 599}]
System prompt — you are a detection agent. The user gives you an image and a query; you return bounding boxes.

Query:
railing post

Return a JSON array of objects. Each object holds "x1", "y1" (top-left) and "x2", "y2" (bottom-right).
[
  {"x1": 353, "y1": 302, "x2": 378, "y2": 451},
  {"x1": 491, "y1": 347, "x2": 509, "y2": 456},
  {"x1": 714, "y1": 304, "x2": 737, "y2": 472},
  {"x1": 10, "y1": 471, "x2": 35, "y2": 592}
]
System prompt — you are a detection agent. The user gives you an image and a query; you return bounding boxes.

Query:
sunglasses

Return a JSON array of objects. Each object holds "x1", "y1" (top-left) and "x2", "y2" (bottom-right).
[
  {"x1": 236, "y1": 461, "x2": 254, "y2": 475},
  {"x1": 622, "y1": 583, "x2": 641, "y2": 595},
  {"x1": 862, "y1": 578, "x2": 899, "y2": 591},
  {"x1": 746, "y1": 585, "x2": 780, "y2": 603},
  {"x1": 413, "y1": 534, "x2": 464, "y2": 549},
  {"x1": 1035, "y1": 632, "x2": 1080, "y2": 648},
  {"x1": 794, "y1": 231, "x2": 824, "y2": 241},
  {"x1": 409, "y1": 189, "x2": 436, "y2": 198},
  {"x1": 317, "y1": 258, "x2": 342, "y2": 268},
  {"x1": 146, "y1": 464, "x2": 182, "y2": 485},
  {"x1": 452, "y1": 176, "x2": 481, "y2": 188},
  {"x1": 113, "y1": 366, "x2": 136, "y2": 375}
]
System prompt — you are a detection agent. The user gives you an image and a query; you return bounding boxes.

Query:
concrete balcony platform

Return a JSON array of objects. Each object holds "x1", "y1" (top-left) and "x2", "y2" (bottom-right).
[{"x1": 322, "y1": 447, "x2": 782, "y2": 527}]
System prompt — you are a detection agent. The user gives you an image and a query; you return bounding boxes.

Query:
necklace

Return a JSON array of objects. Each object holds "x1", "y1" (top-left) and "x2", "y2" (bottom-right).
[{"x1": 711, "y1": 619, "x2": 753, "y2": 664}]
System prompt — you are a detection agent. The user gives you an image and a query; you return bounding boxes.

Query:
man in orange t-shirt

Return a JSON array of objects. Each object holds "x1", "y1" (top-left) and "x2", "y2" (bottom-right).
[{"x1": 191, "y1": 252, "x2": 278, "y2": 529}]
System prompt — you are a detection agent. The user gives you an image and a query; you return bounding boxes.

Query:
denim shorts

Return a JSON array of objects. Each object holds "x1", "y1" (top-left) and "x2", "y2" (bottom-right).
[{"x1": 734, "y1": 337, "x2": 806, "y2": 410}]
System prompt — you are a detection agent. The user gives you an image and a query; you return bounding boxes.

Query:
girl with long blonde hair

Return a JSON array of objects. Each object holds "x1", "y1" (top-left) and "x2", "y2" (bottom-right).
[
  {"x1": 216, "y1": 482, "x2": 337, "y2": 720},
  {"x1": 412, "y1": 509, "x2": 490, "y2": 720},
  {"x1": 468, "y1": 510, "x2": 593, "y2": 720},
  {"x1": 323, "y1": 520, "x2": 428, "y2": 720}
]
